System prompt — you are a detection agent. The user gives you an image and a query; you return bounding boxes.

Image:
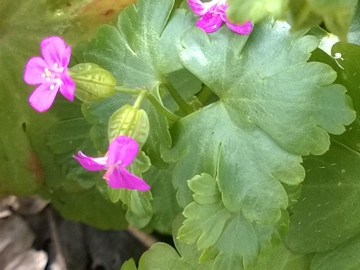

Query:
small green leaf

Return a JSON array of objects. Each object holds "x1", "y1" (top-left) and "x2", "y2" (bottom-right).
[
  {"x1": 121, "y1": 258, "x2": 137, "y2": 270},
  {"x1": 137, "y1": 215, "x2": 212, "y2": 270},
  {"x1": 178, "y1": 173, "x2": 288, "y2": 269},
  {"x1": 69, "y1": 63, "x2": 116, "y2": 102},
  {"x1": 108, "y1": 104, "x2": 150, "y2": 146}
]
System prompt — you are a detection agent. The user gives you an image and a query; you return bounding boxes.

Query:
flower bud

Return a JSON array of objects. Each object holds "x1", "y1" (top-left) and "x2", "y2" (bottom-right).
[
  {"x1": 108, "y1": 105, "x2": 150, "y2": 146},
  {"x1": 69, "y1": 63, "x2": 116, "y2": 102}
]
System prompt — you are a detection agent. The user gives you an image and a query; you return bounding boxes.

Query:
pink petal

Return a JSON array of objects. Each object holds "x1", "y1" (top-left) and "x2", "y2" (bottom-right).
[
  {"x1": 73, "y1": 151, "x2": 108, "y2": 171},
  {"x1": 225, "y1": 20, "x2": 253, "y2": 35},
  {"x1": 104, "y1": 166, "x2": 150, "y2": 191},
  {"x1": 188, "y1": 0, "x2": 207, "y2": 16},
  {"x1": 28, "y1": 82, "x2": 60, "y2": 112},
  {"x1": 59, "y1": 72, "x2": 75, "y2": 101},
  {"x1": 196, "y1": 12, "x2": 223, "y2": 33},
  {"x1": 41, "y1": 36, "x2": 71, "y2": 70},
  {"x1": 107, "y1": 136, "x2": 139, "y2": 166},
  {"x1": 23, "y1": 57, "x2": 48, "y2": 85}
]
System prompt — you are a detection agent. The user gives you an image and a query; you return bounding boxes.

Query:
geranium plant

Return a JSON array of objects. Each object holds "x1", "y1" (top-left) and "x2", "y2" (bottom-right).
[{"x1": 2, "y1": 0, "x2": 360, "y2": 269}]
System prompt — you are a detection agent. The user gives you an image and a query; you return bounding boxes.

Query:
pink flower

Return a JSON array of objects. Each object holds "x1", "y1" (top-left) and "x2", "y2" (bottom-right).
[
  {"x1": 24, "y1": 36, "x2": 75, "y2": 112},
  {"x1": 73, "y1": 136, "x2": 151, "y2": 191},
  {"x1": 188, "y1": 0, "x2": 253, "y2": 34}
]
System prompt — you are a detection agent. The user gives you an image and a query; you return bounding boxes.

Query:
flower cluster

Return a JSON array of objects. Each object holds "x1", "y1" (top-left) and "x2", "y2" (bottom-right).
[
  {"x1": 24, "y1": 37, "x2": 150, "y2": 192},
  {"x1": 188, "y1": 0, "x2": 253, "y2": 34}
]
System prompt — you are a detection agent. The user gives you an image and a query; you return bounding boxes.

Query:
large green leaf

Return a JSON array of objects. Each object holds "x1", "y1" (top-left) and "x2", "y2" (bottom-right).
[
  {"x1": 285, "y1": 142, "x2": 360, "y2": 253},
  {"x1": 162, "y1": 17, "x2": 354, "y2": 267},
  {"x1": 285, "y1": 43, "x2": 360, "y2": 253}
]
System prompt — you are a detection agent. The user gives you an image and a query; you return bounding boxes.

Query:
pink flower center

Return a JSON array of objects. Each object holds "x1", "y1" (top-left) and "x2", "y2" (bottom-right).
[{"x1": 40, "y1": 63, "x2": 64, "y2": 90}]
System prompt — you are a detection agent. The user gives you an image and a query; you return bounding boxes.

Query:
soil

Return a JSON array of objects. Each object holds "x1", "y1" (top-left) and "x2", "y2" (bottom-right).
[{"x1": 0, "y1": 196, "x2": 150, "y2": 270}]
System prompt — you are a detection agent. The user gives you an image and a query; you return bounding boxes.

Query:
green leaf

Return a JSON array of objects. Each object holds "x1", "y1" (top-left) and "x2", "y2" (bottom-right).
[
  {"x1": 163, "y1": 18, "x2": 354, "y2": 267},
  {"x1": 178, "y1": 173, "x2": 288, "y2": 269},
  {"x1": 227, "y1": 0, "x2": 288, "y2": 23},
  {"x1": 247, "y1": 243, "x2": 314, "y2": 270},
  {"x1": 137, "y1": 214, "x2": 213, "y2": 270},
  {"x1": 108, "y1": 104, "x2": 149, "y2": 146},
  {"x1": 285, "y1": 141, "x2": 360, "y2": 253},
  {"x1": 82, "y1": 93, "x2": 133, "y2": 152},
  {"x1": 45, "y1": 117, "x2": 102, "y2": 190},
  {"x1": 83, "y1": 0, "x2": 197, "y2": 166},
  {"x1": 311, "y1": 234, "x2": 360, "y2": 270},
  {"x1": 84, "y1": 0, "x2": 195, "y2": 90},
  {"x1": 227, "y1": 0, "x2": 358, "y2": 41},
  {"x1": 289, "y1": 0, "x2": 358, "y2": 41},
  {"x1": 46, "y1": 118, "x2": 92, "y2": 155},
  {"x1": 348, "y1": 5, "x2": 360, "y2": 45},
  {"x1": 285, "y1": 42, "x2": 360, "y2": 253},
  {"x1": 69, "y1": 63, "x2": 116, "y2": 103},
  {"x1": 45, "y1": 185, "x2": 128, "y2": 230},
  {"x1": 146, "y1": 164, "x2": 182, "y2": 234},
  {"x1": 121, "y1": 258, "x2": 137, "y2": 270}
]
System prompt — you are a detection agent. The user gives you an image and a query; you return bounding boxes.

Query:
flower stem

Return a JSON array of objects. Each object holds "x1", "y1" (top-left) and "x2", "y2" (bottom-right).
[
  {"x1": 145, "y1": 93, "x2": 180, "y2": 122},
  {"x1": 133, "y1": 90, "x2": 147, "y2": 109},
  {"x1": 162, "y1": 80, "x2": 193, "y2": 115},
  {"x1": 114, "y1": 85, "x2": 180, "y2": 122},
  {"x1": 114, "y1": 86, "x2": 143, "y2": 95},
  {"x1": 196, "y1": 84, "x2": 215, "y2": 105}
]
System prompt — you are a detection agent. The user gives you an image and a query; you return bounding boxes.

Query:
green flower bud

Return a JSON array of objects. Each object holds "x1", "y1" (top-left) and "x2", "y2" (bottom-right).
[
  {"x1": 108, "y1": 104, "x2": 150, "y2": 146},
  {"x1": 69, "y1": 63, "x2": 116, "y2": 102}
]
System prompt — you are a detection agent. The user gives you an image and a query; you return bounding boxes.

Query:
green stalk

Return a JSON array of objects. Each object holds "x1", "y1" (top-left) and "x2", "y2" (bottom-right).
[
  {"x1": 196, "y1": 84, "x2": 215, "y2": 106},
  {"x1": 145, "y1": 93, "x2": 180, "y2": 122},
  {"x1": 113, "y1": 85, "x2": 180, "y2": 122},
  {"x1": 114, "y1": 86, "x2": 143, "y2": 95},
  {"x1": 133, "y1": 90, "x2": 147, "y2": 109},
  {"x1": 162, "y1": 80, "x2": 193, "y2": 115}
]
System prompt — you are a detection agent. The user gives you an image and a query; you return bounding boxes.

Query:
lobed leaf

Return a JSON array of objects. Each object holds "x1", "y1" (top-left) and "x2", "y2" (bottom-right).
[
  {"x1": 285, "y1": 42, "x2": 360, "y2": 253},
  {"x1": 163, "y1": 17, "x2": 354, "y2": 267},
  {"x1": 178, "y1": 173, "x2": 288, "y2": 269}
]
